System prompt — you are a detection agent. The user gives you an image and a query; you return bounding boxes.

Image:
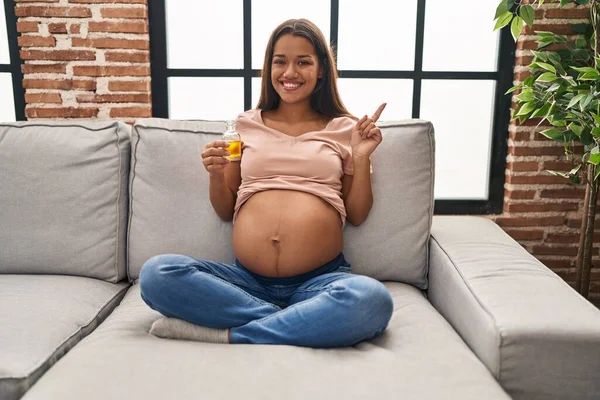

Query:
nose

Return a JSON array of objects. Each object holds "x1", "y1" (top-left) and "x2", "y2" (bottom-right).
[{"x1": 283, "y1": 63, "x2": 298, "y2": 79}]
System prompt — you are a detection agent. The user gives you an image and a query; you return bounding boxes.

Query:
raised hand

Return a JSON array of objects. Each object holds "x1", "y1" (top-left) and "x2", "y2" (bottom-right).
[{"x1": 350, "y1": 102, "x2": 387, "y2": 159}]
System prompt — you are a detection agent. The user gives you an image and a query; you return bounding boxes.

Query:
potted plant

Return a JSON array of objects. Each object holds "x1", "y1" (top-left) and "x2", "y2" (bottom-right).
[{"x1": 494, "y1": 0, "x2": 599, "y2": 298}]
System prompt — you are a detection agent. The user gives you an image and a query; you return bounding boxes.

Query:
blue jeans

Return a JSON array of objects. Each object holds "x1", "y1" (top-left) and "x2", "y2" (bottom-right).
[{"x1": 139, "y1": 252, "x2": 393, "y2": 348}]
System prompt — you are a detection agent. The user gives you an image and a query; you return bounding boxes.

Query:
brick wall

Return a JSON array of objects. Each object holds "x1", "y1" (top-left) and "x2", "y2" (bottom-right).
[
  {"x1": 15, "y1": 0, "x2": 151, "y2": 122},
  {"x1": 11, "y1": 1, "x2": 599, "y2": 301},
  {"x1": 488, "y1": 2, "x2": 600, "y2": 302}
]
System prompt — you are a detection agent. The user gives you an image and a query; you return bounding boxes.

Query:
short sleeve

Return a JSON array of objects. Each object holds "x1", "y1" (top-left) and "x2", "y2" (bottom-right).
[{"x1": 341, "y1": 144, "x2": 354, "y2": 176}]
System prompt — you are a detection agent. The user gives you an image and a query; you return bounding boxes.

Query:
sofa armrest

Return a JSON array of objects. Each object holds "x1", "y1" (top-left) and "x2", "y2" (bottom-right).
[{"x1": 428, "y1": 216, "x2": 600, "y2": 400}]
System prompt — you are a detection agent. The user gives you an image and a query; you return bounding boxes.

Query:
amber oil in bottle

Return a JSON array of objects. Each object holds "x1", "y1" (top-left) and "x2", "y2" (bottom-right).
[{"x1": 222, "y1": 120, "x2": 241, "y2": 161}]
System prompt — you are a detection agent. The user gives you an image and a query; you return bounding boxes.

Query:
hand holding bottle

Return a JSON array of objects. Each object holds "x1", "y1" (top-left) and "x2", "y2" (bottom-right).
[{"x1": 201, "y1": 141, "x2": 231, "y2": 178}]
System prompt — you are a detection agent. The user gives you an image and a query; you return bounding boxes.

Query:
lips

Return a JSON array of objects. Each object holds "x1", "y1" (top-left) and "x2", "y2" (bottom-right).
[{"x1": 280, "y1": 81, "x2": 303, "y2": 91}]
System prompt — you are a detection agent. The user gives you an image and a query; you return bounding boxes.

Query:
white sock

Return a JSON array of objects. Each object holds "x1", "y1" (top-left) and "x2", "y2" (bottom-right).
[{"x1": 149, "y1": 317, "x2": 230, "y2": 344}]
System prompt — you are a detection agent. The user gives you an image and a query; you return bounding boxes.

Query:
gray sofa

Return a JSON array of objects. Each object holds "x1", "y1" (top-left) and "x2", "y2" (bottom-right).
[{"x1": 1, "y1": 118, "x2": 599, "y2": 400}]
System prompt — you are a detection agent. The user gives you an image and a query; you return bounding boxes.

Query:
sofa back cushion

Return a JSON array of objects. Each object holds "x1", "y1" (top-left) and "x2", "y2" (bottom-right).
[
  {"x1": 0, "y1": 121, "x2": 131, "y2": 283},
  {"x1": 128, "y1": 118, "x2": 434, "y2": 288}
]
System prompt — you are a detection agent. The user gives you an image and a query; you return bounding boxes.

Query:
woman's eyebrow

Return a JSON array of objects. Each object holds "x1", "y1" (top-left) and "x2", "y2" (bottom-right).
[{"x1": 273, "y1": 54, "x2": 313, "y2": 58}]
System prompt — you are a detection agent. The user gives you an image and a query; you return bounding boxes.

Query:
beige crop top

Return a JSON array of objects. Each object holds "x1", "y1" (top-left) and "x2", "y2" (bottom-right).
[{"x1": 233, "y1": 108, "x2": 356, "y2": 227}]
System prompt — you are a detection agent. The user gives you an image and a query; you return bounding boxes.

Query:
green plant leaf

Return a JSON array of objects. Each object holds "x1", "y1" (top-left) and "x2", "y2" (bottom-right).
[
  {"x1": 581, "y1": 128, "x2": 594, "y2": 145},
  {"x1": 519, "y1": 5, "x2": 535, "y2": 27},
  {"x1": 572, "y1": 66, "x2": 598, "y2": 74},
  {"x1": 536, "y1": 62, "x2": 556, "y2": 73},
  {"x1": 495, "y1": 1, "x2": 509, "y2": 19},
  {"x1": 505, "y1": 85, "x2": 520, "y2": 94},
  {"x1": 571, "y1": 23, "x2": 591, "y2": 34},
  {"x1": 517, "y1": 90, "x2": 536, "y2": 102},
  {"x1": 593, "y1": 127, "x2": 600, "y2": 137},
  {"x1": 580, "y1": 93, "x2": 594, "y2": 110},
  {"x1": 531, "y1": 50, "x2": 548, "y2": 62},
  {"x1": 580, "y1": 72, "x2": 600, "y2": 80},
  {"x1": 568, "y1": 93, "x2": 587, "y2": 108},
  {"x1": 592, "y1": 113, "x2": 600, "y2": 125},
  {"x1": 575, "y1": 0, "x2": 590, "y2": 5},
  {"x1": 575, "y1": 38, "x2": 588, "y2": 48},
  {"x1": 547, "y1": 52, "x2": 562, "y2": 64},
  {"x1": 523, "y1": 76, "x2": 535, "y2": 87},
  {"x1": 540, "y1": 128, "x2": 566, "y2": 141},
  {"x1": 494, "y1": 11, "x2": 514, "y2": 31},
  {"x1": 537, "y1": 72, "x2": 558, "y2": 82},
  {"x1": 511, "y1": 16, "x2": 524, "y2": 40},
  {"x1": 569, "y1": 123, "x2": 584, "y2": 136},
  {"x1": 516, "y1": 102, "x2": 537, "y2": 116},
  {"x1": 589, "y1": 153, "x2": 600, "y2": 165},
  {"x1": 547, "y1": 83, "x2": 561, "y2": 92},
  {"x1": 560, "y1": 0, "x2": 570, "y2": 6},
  {"x1": 532, "y1": 103, "x2": 551, "y2": 117}
]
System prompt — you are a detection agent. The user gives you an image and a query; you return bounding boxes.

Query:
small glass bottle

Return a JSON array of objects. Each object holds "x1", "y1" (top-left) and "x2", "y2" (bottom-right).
[{"x1": 222, "y1": 120, "x2": 241, "y2": 161}]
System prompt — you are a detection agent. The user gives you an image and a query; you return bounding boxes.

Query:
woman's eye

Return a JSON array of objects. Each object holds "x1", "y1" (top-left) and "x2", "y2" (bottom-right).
[{"x1": 299, "y1": 61, "x2": 309, "y2": 65}]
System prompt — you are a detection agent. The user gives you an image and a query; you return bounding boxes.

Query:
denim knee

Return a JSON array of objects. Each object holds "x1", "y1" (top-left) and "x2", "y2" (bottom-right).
[
  {"x1": 341, "y1": 276, "x2": 394, "y2": 333},
  {"x1": 138, "y1": 254, "x2": 182, "y2": 305}
]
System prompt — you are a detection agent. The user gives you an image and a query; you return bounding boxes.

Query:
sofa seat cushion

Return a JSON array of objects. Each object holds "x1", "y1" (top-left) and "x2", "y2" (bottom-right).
[
  {"x1": 20, "y1": 282, "x2": 508, "y2": 400},
  {"x1": 0, "y1": 275, "x2": 129, "y2": 400}
]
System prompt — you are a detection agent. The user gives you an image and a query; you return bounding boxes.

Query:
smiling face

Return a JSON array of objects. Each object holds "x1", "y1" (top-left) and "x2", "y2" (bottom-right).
[{"x1": 270, "y1": 34, "x2": 323, "y2": 106}]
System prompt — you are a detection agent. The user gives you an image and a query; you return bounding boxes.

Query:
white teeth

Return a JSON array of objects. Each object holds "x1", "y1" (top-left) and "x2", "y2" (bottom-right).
[{"x1": 283, "y1": 82, "x2": 301, "y2": 88}]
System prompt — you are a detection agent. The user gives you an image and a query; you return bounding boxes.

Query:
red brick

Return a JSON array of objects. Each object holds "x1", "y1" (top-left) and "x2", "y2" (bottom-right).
[
  {"x1": 25, "y1": 93, "x2": 62, "y2": 103},
  {"x1": 545, "y1": 232, "x2": 600, "y2": 243},
  {"x1": 48, "y1": 23, "x2": 67, "y2": 34},
  {"x1": 110, "y1": 106, "x2": 151, "y2": 118},
  {"x1": 88, "y1": 21, "x2": 148, "y2": 33},
  {"x1": 516, "y1": 55, "x2": 534, "y2": 66},
  {"x1": 508, "y1": 162, "x2": 539, "y2": 172},
  {"x1": 508, "y1": 145, "x2": 567, "y2": 157},
  {"x1": 18, "y1": 36, "x2": 56, "y2": 47},
  {"x1": 108, "y1": 80, "x2": 150, "y2": 92},
  {"x1": 73, "y1": 65, "x2": 150, "y2": 77},
  {"x1": 15, "y1": 0, "x2": 59, "y2": 2},
  {"x1": 546, "y1": 8, "x2": 591, "y2": 19},
  {"x1": 509, "y1": 131, "x2": 531, "y2": 141},
  {"x1": 542, "y1": 161, "x2": 574, "y2": 171},
  {"x1": 72, "y1": 80, "x2": 97, "y2": 90},
  {"x1": 72, "y1": 37, "x2": 149, "y2": 50},
  {"x1": 20, "y1": 49, "x2": 95, "y2": 61},
  {"x1": 26, "y1": 107, "x2": 98, "y2": 118},
  {"x1": 76, "y1": 93, "x2": 150, "y2": 103},
  {"x1": 494, "y1": 216, "x2": 565, "y2": 227},
  {"x1": 507, "y1": 175, "x2": 573, "y2": 185},
  {"x1": 22, "y1": 63, "x2": 66, "y2": 74},
  {"x1": 504, "y1": 229, "x2": 545, "y2": 240},
  {"x1": 22, "y1": 79, "x2": 72, "y2": 90},
  {"x1": 538, "y1": 258, "x2": 574, "y2": 270},
  {"x1": 517, "y1": 40, "x2": 537, "y2": 51},
  {"x1": 100, "y1": 7, "x2": 147, "y2": 19},
  {"x1": 505, "y1": 201, "x2": 580, "y2": 213},
  {"x1": 540, "y1": 189, "x2": 585, "y2": 199},
  {"x1": 15, "y1": 6, "x2": 92, "y2": 18},
  {"x1": 17, "y1": 21, "x2": 39, "y2": 33},
  {"x1": 69, "y1": 0, "x2": 146, "y2": 3},
  {"x1": 567, "y1": 218, "x2": 600, "y2": 229},
  {"x1": 105, "y1": 51, "x2": 149, "y2": 63},
  {"x1": 524, "y1": 24, "x2": 574, "y2": 36},
  {"x1": 519, "y1": 118, "x2": 549, "y2": 127},
  {"x1": 505, "y1": 189, "x2": 536, "y2": 200},
  {"x1": 532, "y1": 245, "x2": 579, "y2": 256},
  {"x1": 69, "y1": 24, "x2": 81, "y2": 34}
]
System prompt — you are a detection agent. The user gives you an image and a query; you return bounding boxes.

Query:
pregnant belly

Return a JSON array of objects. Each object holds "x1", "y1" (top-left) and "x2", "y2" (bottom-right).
[{"x1": 232, "y1": 190, "x2": 344, "y2": 278}]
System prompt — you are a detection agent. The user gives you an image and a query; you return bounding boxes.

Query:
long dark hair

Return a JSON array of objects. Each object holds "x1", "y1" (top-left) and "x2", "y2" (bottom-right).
[{"x1": 256, "y1": 18, "x2": 355, "y2": 119}]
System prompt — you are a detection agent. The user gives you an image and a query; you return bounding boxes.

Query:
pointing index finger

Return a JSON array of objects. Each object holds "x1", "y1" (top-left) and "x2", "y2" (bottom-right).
[{"x1": 371, "y1": 103, "x2": 387, "y2": 122}]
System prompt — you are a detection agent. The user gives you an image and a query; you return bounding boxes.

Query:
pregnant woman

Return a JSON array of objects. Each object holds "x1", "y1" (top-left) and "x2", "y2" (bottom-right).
[{"x1": 139, "y1": 18, "x2": 393, "y2": 348}]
